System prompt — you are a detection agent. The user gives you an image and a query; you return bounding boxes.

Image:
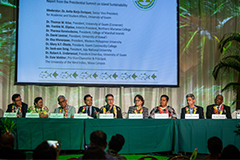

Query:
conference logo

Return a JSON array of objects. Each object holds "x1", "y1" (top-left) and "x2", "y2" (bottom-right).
[{"x1": 133, "y1": 0, "x2": 156, "y2": 11}]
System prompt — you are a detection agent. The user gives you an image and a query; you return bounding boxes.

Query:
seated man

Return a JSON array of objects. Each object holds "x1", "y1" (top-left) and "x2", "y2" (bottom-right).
[
  {"x1": 54, "y1": 95, "x2": 76, "y2": 118},
  {"x1": 107, "y1": 134, "x2": 127, "y2": 160},
  {"x1": 6, "y1": 94, "x2": 28, "y2": 117},
  {"x1": 0, "y1": 132, "x2": 26, "y2": 159},
  {"x1": 78, "y1": 130, "x2": 117, "y2": 160},
  {"x1": 150, "y1": 95, "x2": 177, "y2": 119},
  {"x1": 99, "y1": 94, "x2": 122, "y2": 118},
  {"x1": 204, "y1": 136, "x2": 222, "y2": 160},
  {"x1": 181, "y1": 94, "x2": 204, "y2": 119},
  {"x1": 78, "y1": 94, "x2": 100, "y2": 118},
  {"x1": 206, "y1": 94, "x2": 232, "y2": 119}
]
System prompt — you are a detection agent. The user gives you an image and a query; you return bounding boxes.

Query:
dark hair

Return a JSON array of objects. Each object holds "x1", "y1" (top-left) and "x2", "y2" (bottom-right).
[
  {"x1": 34, "y1": 97, "x2": 43, "y2": 106},
  {"x1": 219, "y1": 144, "x2": 240, "y2": 159},
  {"x1": 84, "y1": 94, "x2": 92, "y2": 101},
  {"x1": 33, "y1": 141, "x2": 57, "y2": 160},
  {"x1": 12, "y1": 94, "x2": 21, "y2": 101},
  {"x1": 207, "y1": 136, "x2": 223, "y2": 154},
  {"x1": 161, "y1": 95, "x2": 169, "y2": 101},
  {"x1": 105, "y1": 94, "x2": 114, "y2": 100},
  {"x1": 219, "y1": 145, "x2": 240, "y2": 159},
  {"x1": 186, "y1": 93, "x2": 195, "y2": 100},
  {"x1": 216, "y1": 94, "x2": 223, "y2": 100},
  {"x1": 82, "y1": 146, "x2": 106, "y2": 160},
  {"x1": 109, "y1": 134, "x2": 125, "y2": 152},
  {"x1": 134, "y1": 94, "x2": 144, "y2": 106},
  {"x1": 90, "y1": 131, "x2": 107, "y2": 148}
]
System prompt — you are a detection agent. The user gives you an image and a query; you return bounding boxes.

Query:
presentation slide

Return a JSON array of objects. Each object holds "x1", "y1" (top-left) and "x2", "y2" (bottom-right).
[{"x1": 16, "y1": 0, "x2": 178, "y2": 86}]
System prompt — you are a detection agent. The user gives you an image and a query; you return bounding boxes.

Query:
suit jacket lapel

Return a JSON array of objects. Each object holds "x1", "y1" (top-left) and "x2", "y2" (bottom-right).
[{"x1": 91, "y1": 107, "x2": 94, "y2": 117}]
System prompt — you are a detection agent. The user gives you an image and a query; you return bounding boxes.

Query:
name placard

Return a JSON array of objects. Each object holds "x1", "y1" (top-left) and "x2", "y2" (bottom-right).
[
  {"x1": 88, "y1": 116, "x2": 94, "y2": 119},
  {"x1": 74, "y1": 113, "x2": 88, "y2": 119},
  {"x1": 185, "y1": 114, "x2": 199, "y2": 119},
  {"x1": 49, "y1": 113, "x2": 64, "y2": 118},
  {"x1": 99, "y1": 114, "x2": 114, "y2": 119},
  {"x1": 129, "y1": 114, "x2": 143, "y2": 119},
  {"x1": 154, "y1": 113, "x2": 168, "y2": 119},
  {"x1": 26, "y1": 113, "x2": 39, "y2": 118},
  {"x1": 212, "y1": 114, "x2": 226, "y2": 119},
  {"x1": 237, "y1": 114, "x2": 240, "y2": 119},
  {"x1": 3, "y1": 112, "x2": 17, "y2": 118}
]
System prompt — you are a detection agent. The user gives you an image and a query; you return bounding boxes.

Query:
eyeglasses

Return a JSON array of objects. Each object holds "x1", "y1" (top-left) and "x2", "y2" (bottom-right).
[
  {"x1": 15, "y1": 99, "x2": 22, "y2": 102},
  {"x1": 107, "y1": 99, "x2": 114, "y2": 101},
  {"x1": 58, "y1": 100, "x2": 65, "y2": 104},
  {"x1": 135, "y1": 100, "x2": 141, "y2": 102}
]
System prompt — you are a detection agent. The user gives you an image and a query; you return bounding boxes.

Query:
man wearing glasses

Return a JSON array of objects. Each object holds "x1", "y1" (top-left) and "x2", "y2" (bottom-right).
[
  {"x1": 99, "y1": 94, "x2": 122, "y2": 118},
  {"x1": 6, "y1": 94, "x2": 28, "y2": 117},
  {"x1": 54, "y1": 95, "x2": 76, "y2": 118}
]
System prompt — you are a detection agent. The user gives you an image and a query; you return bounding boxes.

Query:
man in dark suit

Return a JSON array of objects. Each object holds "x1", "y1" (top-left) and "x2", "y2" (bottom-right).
[
  {"x1": 99, "y1": 94, "x2": 122, "y2": 118},
  {"x1": 206, "y1": 94, "x2": 232, "y2": 119},
  {"x1": 78, "y1": 94, "x2": 100, "y2": 118},
  {"x1": 181, "y1": 93, "x2": 204, "y2": 119},
  {"x1": 6, "y1": 94, "x2": 28, "y2": 117}
]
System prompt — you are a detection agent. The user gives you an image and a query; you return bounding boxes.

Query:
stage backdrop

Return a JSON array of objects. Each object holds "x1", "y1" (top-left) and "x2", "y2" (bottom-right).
[{"x1": 0, "y1": 0, "x2": 239, "y2": 118}]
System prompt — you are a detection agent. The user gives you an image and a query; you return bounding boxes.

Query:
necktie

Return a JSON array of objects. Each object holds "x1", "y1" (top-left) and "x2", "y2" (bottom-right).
[{"x1": 88, "y1": 107, "x2": 91, "y2": 117}]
